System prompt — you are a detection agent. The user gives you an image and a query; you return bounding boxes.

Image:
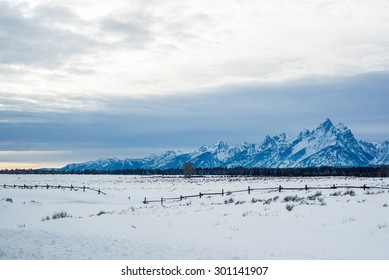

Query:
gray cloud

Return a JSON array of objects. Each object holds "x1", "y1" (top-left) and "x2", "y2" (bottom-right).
[
  {"x1": 1, "y1": 72, "x2": 388, "y2": 160},
  {"x1": 0, "y1": 91, "x2": 109, "y2": 113},
  {"x1": 0, "y1": 2, "x2": 96, "y2": 68}
]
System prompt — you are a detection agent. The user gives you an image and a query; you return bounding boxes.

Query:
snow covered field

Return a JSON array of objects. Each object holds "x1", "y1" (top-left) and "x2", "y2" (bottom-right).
[{"x1": 1, "y1": 174, "x2": 388, "y2": 260}]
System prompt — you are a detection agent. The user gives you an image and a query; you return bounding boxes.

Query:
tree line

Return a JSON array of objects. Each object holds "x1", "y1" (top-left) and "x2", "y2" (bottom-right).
[{"x1": 1, "y1": 165, "x2": 388, "y2": 177}]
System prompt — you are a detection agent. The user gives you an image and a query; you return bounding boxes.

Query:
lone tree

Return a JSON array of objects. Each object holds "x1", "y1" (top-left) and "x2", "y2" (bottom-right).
[{"x1": 182, "y1": 162, "x2": 195, "y2": 178}]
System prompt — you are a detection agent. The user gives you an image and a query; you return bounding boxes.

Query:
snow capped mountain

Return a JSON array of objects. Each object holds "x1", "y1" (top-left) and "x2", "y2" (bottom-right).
[
  {"x1": 278, "y1": 118, "x2": 375, "y2": 167},
  {"x1": 60, "y1": 119, "x2": 389, "y2": 171},
  {"x1": 371, "y1": 141, "x2": 389, "y2": 165}
]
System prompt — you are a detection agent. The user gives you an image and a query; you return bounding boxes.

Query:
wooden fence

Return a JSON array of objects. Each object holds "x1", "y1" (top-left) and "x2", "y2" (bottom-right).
[
  {"x1": 0, "y1": 184, "x2": 106, "y2": 195},
  {"x1": 2, "y1": 183, "x2": 388, "y2": 204},
  {"x1": 143, "y1": 184, "x2": 389, "y2": 206}
]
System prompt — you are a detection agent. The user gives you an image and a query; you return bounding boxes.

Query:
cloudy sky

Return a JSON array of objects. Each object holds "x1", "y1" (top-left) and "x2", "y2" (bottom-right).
[{"x1": 1, "y1": 0, "x2": 389, "y2": 168}]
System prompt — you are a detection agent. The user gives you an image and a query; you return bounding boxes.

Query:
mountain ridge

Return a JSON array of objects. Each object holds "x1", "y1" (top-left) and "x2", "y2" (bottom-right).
[{"x1": 60, "y1": 119, "x2": 389, "y2": 171}]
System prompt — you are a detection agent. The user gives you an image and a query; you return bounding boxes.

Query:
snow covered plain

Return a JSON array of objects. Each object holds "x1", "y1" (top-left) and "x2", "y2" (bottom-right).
[{"x1": 1, "y1": 174, "x2": 388, "y2": 260}]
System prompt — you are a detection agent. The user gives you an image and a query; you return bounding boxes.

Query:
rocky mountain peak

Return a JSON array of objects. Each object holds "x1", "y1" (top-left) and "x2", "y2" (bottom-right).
[{"x1": 59, "y1": 119, "x2": 388, "y2": 171}]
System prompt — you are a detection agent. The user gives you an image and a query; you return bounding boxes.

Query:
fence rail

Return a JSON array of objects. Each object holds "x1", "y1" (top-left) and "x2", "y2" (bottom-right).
[
  {"x1": 2, "y1": 182, "x2": 388, "y2": 204},
  {"x1": 0, "y1": 183, "x2": 106, "y2": 195},
  {"x1": 143, "y1": 184, "x2": 389, "y2": 206}
]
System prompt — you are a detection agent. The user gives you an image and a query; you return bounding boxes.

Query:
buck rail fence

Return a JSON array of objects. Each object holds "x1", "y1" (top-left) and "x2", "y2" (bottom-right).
[
  {"x1": 0, "y1": 184, "x2": 106, "y2": 195},
  {"x1": 143, "y1": 184, "x2": 389, "y2": 206}
]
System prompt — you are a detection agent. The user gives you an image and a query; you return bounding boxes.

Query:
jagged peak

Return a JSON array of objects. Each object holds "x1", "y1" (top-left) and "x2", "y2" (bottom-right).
[
  {"x1": 261, "y1": 133, "x2": 291, "y2": 147},
  {"x1": 273, "y1": 132, "x2": 292, "y2": 143},
  {"x1": 298, "y1": 128, "x2": 312, "y2": 139},
  {"x1": 313, "y1": 119, "x2": 356, "y2": 140},
  {"x1": 335, "y1": 122, "x2": 352, "y2": 134},
  {"x1": 317, "y1": 118, "x2": 334, "y2": 131},
  {"x1": 261, "y1": 135, "x2": 275, "y2": 146},
  {"x1": 144, "y1": 153, "x2": 158, "y2": 159},
  {"x1": 240, "y1": 141, "x2": 253, "y2": 147},
  {"x1": 214, "y1": 140, "x2": 229, "y2": 149},
  {"x1": 198, "y1": 145, "x2": 208, "y2": 153},
  {"x1": 161, "y1": 150, "x2": 177, "y2": 157},
  {"x1": 59, "y1": 119, "x2": 388, "y2": 171}
]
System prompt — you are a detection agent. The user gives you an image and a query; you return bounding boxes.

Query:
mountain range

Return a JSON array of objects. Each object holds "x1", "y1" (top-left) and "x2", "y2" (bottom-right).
[{"x1": 60, "y1": 119, "x2": 389, "y2": 171}]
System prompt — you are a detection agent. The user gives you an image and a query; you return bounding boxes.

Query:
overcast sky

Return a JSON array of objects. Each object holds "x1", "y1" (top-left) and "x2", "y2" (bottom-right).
[{"x1": 1, "y1": 0, "x2": 389, "y2": 168}]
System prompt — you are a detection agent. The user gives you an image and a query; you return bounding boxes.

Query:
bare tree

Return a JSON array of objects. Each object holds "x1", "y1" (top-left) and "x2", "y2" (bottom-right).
[{"x1": 182, "y1": 162, "x2": 195, "y2": 178}]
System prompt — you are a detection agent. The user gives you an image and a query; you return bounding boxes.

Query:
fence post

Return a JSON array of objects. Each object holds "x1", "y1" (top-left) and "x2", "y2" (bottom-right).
[
  {"x1": 143, "y1": 197, "x2": 147, "y2": 204},
  {"x1": 363, "y1": 184, "x2": 366, "y2": 191},
  {"x1": 305, "y1": 185, "x2": 308, "y2": 191},
  {"x1": 279, "y1": 185, "x2": 282, "y2": 192},
  {"x1": 180, "y1": 195, "x2": 183, "y2": 200},
  {"x1": 98, "y1": 189, "x2": 101, "y2": 195},
  {"x1": 83, "y1": 186, "x2": 86, "y2": 192},
  {"x1": 161, "y1": 197, "x2": 164, "y2": 206},
  {"x1": 199, "y1": 192, "x2": 202, "y2": 198},
  {"x1": 222, "y1": 189, "x2": 224, "y2": 196},
  {"x1": 248, "y1": 186, "x2": 251, "y2": 194}
]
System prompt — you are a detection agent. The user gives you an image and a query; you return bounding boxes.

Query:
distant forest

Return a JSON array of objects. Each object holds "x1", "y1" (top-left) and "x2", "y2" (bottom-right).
[{"x1": 1, "y1": 166, "x2": 389, "y2": 177}]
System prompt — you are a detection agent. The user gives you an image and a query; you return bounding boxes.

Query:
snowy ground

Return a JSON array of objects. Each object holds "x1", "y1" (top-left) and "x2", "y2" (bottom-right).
[{"x1": 0, "y1": 174, "x2": 389, "y2": 260}]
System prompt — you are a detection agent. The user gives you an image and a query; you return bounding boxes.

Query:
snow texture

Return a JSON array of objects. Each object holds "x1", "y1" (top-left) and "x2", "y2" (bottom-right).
[{"x1": 1, "y1": 174, "x2": 389, "y2": 259}]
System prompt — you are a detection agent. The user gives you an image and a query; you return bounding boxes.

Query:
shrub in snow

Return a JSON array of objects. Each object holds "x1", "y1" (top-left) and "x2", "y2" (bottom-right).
[
  {"x1": 242, "y1": 211, "x2": 250, "y2": 217},
  {"x1": 366, "y1": 190, "x2": 385, "y2": 195},
  {"x1": 383, "y1": 204, "x2": 388, "y2": 207},
  {"x1": 96, "y1": 211, "x2": 106, "y2": 216},
  {"x1": 341, "y1": 217, "x2": 356, "y2": 224},
  {"x1": 263, "y1": 198, "x2": 273, "y2": 205},
  {"x1": 318, "y1": 197, "x2": 327, "y2": 206},
  {"x1": 41, "y1": 216, "x2": 50, "y2": 222},
  {"x1": 286, "y1": 204, "x2": 294, "y2": 211},
  {"x1": 224, "y1": 198, "x2": 234, "y2": 204},
  {"x1": 283, "y1": 195, "x2": 301, "y2": 203},
  {"x1": 52, "y1": 211, "x2": 72, "y2": 220},
  {"x1": 4, "y1": 198, "x2": 13, "y2": 203},
  {"x1": 377, "y1": 223, "x2": 388, "y2": 230},
  {"x1": 29, "y1": 200, "x2": 40, "y2": 205},
  {"x1": 343, "y1": 190, "x2": 356, "y2": 196},
  {"x1": 330, "y1": 191, "x2": 342, "y2": 196},
  {"x1": 307, "y1": 191, "x2": 322, "y2": 201}
]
